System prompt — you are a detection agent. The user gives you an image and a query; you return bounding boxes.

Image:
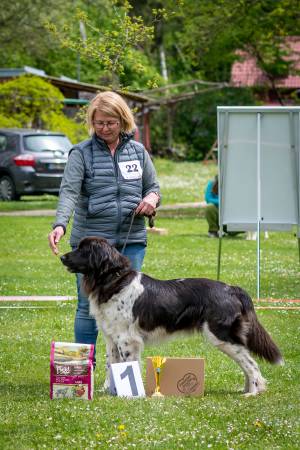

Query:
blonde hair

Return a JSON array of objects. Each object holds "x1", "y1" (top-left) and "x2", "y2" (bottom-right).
[{"x1": 87, "y1": 91, "x2": 136, "y2": 135}]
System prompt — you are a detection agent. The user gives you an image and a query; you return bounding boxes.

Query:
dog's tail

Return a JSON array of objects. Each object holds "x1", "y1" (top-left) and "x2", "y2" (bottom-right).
[
  {"x1": 233, "y1": 286, "x2": 283, "y2": 365},
  {"x1": 246, "y1": 311, "x2": 283, "y2": 365}
]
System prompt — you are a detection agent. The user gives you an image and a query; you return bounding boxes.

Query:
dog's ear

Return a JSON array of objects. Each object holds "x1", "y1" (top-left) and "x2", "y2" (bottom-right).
[
  {"x1": 88, "y1": 239, "x2": 107, "y2": 272},
  {"x1": 88, "y1": 239, "x2": 130, "y2": 273}
]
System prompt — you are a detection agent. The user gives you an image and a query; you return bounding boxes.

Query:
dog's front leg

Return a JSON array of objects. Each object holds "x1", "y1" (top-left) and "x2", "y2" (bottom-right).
[
  {"x1": 117, "y1": 334, "x2": 144, "y2": 370},
  {"x1": 103, "y1": 335, "x2": 120, "y2": 390}
]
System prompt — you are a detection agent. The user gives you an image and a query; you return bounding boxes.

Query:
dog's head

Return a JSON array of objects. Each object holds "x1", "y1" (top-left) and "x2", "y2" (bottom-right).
[{"x1": 60, "y1": 237, "x2": 131, "y2": 275}]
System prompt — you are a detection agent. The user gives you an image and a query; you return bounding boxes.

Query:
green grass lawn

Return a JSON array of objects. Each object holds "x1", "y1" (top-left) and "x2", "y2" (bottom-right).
[
  {"x1": 0, "y1": 215, "x2": 298, "y2": 300},
  {"x1": 0, "y1": 304, "x2": 298, "y2": 449},
  {"x1": 0, "y1": 159, "x2": 217, "y2": 211},
  {"x1": 0, "y1": 194, "x2": 59, "y2": 212},
  {"x1": 0, "y1": 214, "x2": 299, "y2": 449},
  {"x1": 153, "y1": 158, "x2": 216, "y2": 204}
]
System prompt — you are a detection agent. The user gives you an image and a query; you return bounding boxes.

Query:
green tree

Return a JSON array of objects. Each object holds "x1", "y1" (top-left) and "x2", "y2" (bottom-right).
[
  {"x1": 0, "y1": 0, "x2": 73, "y2": 74},
  {"x1": 130, "y1": 0, "x2": 186, "y2": 82},
  {"x1": 170, "y1": 0, "x2": 300, "y2": 86},
  {"x1": 43, "y1": 0, "x2": 188, "y2": 89},
  {"x1": 0, "y1": 0, "x2": 116, "y2": 83},
  {"x1": 130, "y1": 0, "x2": 299, "y2": 90},
  {"x1": 151, "y1": 87, "x2": 257, "y2": 160}
]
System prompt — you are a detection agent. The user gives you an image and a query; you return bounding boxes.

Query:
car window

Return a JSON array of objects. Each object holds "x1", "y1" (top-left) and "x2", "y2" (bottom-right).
[
  {"x1": 24, "y1": 135, "x2": 72, "y2": 153},
  {"x1": 6, "y1": 135, "x2": 19, "y2": 152},
  {"x1": 0, "y1": 134, "x2": 8, "y2": 152}
]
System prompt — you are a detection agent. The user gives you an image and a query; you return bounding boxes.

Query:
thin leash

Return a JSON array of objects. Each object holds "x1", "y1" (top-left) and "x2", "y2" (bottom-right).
[
  {"x1": 121, "y1": 210, "x2": 136, "y2": 254},
  {"x1": 121, "y1": 209, "x2": 156, "y2": 255}
]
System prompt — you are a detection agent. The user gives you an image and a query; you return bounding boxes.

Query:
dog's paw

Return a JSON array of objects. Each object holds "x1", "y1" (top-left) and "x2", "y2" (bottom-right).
[
  {"x1": 244, "y1": 391, "x2": 260, "y2": 397},
  {"x1": 244, "y1": 377, "x2": 267, "y2": 396}
]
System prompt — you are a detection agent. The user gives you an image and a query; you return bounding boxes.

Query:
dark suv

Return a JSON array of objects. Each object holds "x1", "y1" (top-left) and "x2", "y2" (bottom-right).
[{"x1": 0, "y1": 128, "x2": 72, "y2": 200}]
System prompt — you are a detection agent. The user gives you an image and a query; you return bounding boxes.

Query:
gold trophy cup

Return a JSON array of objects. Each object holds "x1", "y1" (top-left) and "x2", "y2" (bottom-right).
[{"x1": 151, "y1": 356, "x2": 166, "y2": 398}]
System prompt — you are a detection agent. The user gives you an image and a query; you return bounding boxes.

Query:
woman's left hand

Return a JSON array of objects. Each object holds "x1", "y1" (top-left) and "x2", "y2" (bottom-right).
[{"x1": 135, "y1": 192, "x2": 159, "y2": 217}]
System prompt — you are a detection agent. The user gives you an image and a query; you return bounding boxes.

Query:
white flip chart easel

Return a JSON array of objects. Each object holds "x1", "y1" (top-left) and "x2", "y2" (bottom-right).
[{"x1": 217, "y1": 106, "x2": 300, "y2": 299}]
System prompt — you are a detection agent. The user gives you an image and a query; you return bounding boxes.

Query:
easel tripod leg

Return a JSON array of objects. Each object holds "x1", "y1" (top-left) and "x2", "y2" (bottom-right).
[{"x1": 217, "y1": 235, "x2": 222, "y2": 280}]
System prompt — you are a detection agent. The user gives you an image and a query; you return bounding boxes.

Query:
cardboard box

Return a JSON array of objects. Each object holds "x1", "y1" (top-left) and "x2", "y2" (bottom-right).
[
  {"x1": 145, "y1": 357, "x2": 205, "y2": 397},
  {"x1": 50, "y1": 342, "x2": 94, "y2": 400}
]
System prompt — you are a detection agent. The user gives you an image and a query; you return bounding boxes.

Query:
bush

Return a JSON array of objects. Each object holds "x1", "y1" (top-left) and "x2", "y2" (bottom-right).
[
  {"x1": 0, "y1": 74, "x2": 64, "y2": 128},
  {"x1": 47, "y1": 112, "x2": 87, "y2": 144},
  {"x1": 0, "y1": 74, "x2": 88, "y2": 143}
]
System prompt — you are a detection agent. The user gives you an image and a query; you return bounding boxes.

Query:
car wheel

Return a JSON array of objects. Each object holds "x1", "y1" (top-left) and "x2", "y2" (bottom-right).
[{"x1": 0, "y1": 175, "x2": 19, "y2": 201}]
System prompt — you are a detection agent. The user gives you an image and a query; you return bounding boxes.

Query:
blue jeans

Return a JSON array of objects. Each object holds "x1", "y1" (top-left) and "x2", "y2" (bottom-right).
[{"x1": 74, "y1": 243, "x2": 146, "y2": 362}]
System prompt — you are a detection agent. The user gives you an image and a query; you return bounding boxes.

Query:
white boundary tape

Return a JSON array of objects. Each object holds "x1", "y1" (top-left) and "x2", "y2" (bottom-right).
[
  {"x1": 0, "y1": 296, "x2": 76, "y2": 302},
  {"x1": 0, "y1": 306, "x2": 58, "y2": 309}
]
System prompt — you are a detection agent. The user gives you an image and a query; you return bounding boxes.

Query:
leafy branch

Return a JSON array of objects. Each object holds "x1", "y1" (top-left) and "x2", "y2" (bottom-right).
[
  {"x1": 44, "y1": 0, "x2": 184, "y2": 88},
  {"x1": 45, "y1": 0, "x2": 155, "y2": 85}
]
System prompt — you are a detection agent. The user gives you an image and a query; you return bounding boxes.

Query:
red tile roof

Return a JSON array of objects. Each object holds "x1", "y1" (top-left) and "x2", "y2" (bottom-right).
[{"x1": 231, "y1": 38, "x2": 300, "y2": 88}]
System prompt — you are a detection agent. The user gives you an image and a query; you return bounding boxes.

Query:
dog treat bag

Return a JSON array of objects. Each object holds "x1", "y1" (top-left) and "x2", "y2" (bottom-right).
[{"x1": 50, "y1": 341, "x2": 94, "y2": 400}]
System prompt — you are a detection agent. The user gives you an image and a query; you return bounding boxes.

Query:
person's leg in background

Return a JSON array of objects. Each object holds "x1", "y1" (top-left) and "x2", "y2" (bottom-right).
[
  {"x1": 74, "y1": 243, "x2": 146, "y2": 365},
  {"x1": 204, "y1": 204, "x2": 219, "y2": 237}
]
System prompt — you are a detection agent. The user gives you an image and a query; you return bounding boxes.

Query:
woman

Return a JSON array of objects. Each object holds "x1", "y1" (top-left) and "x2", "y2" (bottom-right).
[{"x1": 48, "y1": 91, "x2": 160, "y2": 359}]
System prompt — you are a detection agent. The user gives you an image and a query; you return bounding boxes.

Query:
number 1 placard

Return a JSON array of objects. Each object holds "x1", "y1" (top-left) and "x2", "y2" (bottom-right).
[{"x1": 110, "y1": 361, "x2": 145, "y2": 397}]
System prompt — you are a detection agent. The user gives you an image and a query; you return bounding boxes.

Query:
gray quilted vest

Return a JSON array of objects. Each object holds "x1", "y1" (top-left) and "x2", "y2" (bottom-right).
[{"x1": 70, "y1": 133, "x2": 147, "y2": 247}]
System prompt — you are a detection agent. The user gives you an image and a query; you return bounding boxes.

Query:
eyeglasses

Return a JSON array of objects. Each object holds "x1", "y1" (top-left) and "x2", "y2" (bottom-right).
[{"x1": 93, "y1": 120, "x2": 119, "y2": 129}]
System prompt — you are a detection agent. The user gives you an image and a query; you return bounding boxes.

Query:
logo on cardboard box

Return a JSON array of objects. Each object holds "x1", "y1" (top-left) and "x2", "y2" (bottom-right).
[{"x1": 177, "y1": 372, "x2": 199, "y2": 394}]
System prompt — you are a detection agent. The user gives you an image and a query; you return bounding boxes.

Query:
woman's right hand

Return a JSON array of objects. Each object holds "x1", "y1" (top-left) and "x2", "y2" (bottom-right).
[{"x1": 48, "y1": 226, "x2": 65, "y2": 255}]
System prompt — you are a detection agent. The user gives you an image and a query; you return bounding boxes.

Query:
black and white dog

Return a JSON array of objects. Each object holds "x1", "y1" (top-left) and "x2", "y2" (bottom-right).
[{"x1": 61, "y1": 237, "x2": 283, "y2": 395}]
